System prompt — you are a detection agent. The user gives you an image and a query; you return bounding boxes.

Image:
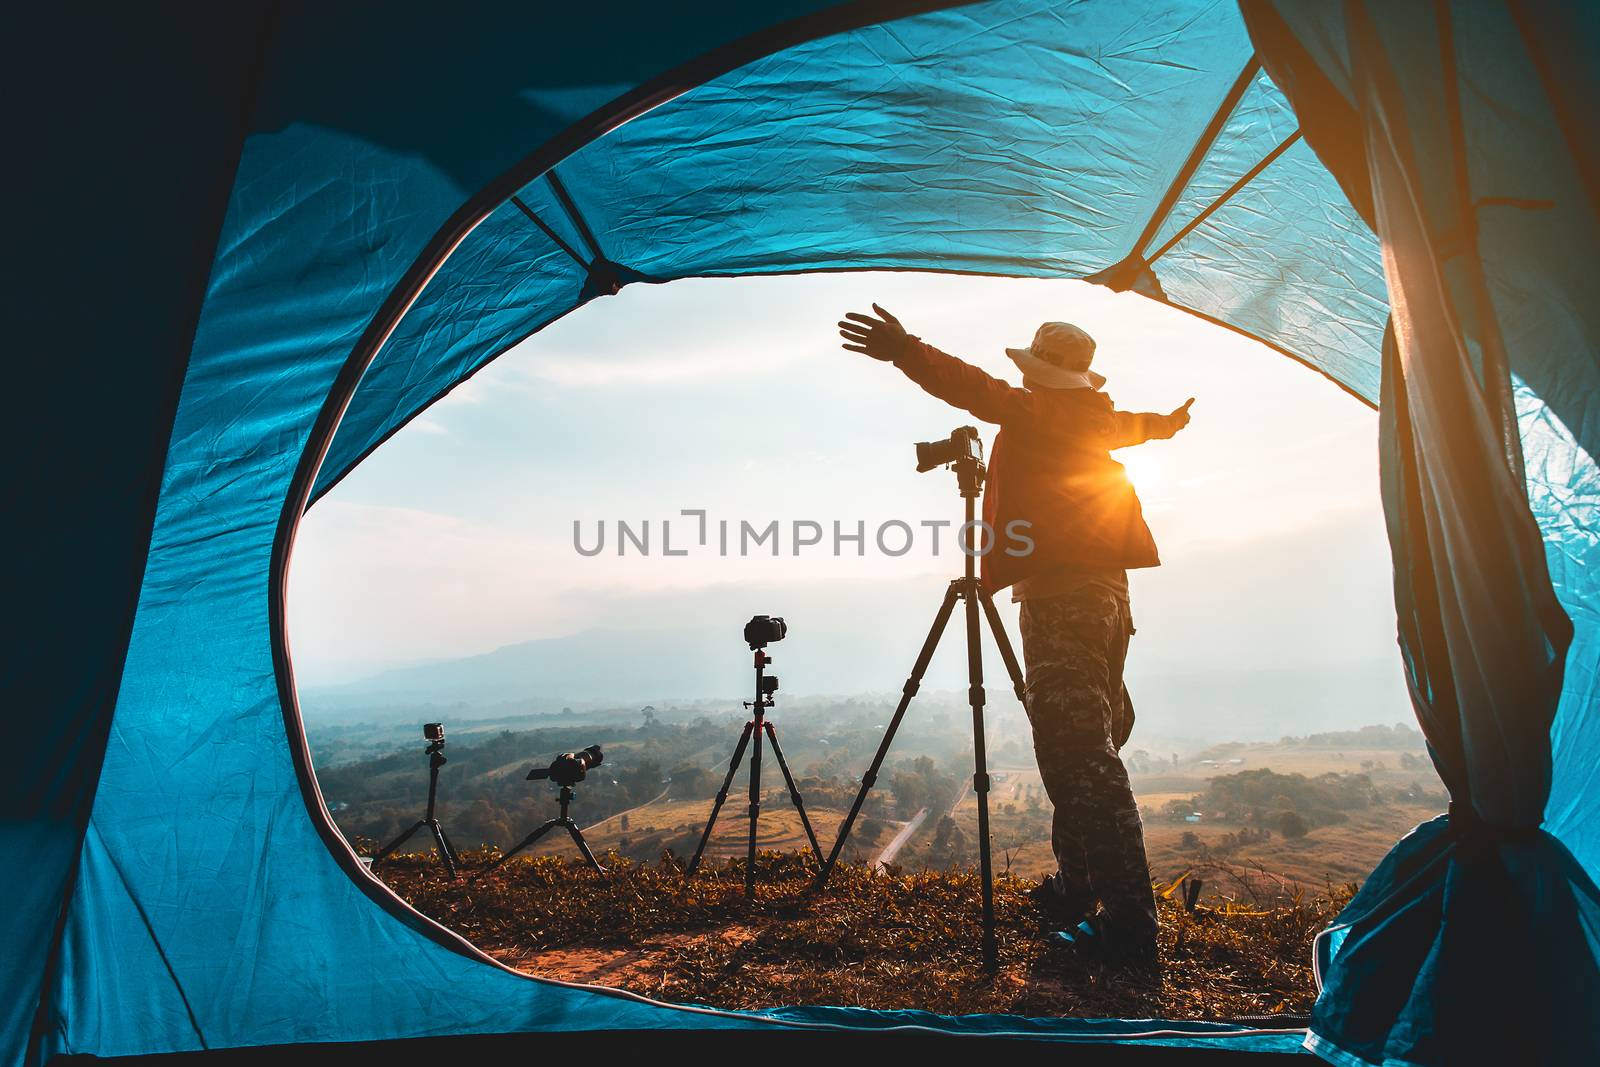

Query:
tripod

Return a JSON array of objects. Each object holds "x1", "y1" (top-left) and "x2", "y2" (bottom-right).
[
  {"x1": 687, "y1": 646, "x2": 824, "y2": 896},
  {"x1": 478, "y1": 782, "x2": 605, "y2": 876},
  {"x1": 373, "y1": 739, "x2": 461, "y2": 877},
  {"x1": 812, "y1": 449, "x2": 1026, "y2": 971}
]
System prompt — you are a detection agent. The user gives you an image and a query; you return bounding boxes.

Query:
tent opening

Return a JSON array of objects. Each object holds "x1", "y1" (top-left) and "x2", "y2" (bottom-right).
[{"x1": 288, "y1": 271, "x2": 1446, "y2": 1022}]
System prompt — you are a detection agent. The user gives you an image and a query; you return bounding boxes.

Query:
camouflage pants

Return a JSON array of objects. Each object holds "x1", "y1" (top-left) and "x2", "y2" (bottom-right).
[{"x1": 1019, "y1": 583, "x2": 1158, "y2": 957}]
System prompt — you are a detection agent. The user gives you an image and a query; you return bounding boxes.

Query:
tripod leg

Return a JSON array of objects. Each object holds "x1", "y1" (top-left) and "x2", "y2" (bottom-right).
[
  {"x1": 428, "y1": 820, "x2": 459, "y2": 878},
  {"x1": 373, "y1": 820, "x2": 425, "y2": 865},
  {"x1": 765, "y1": 722, "x2": 823, "y2": 868},
  {"x1": 565, "y1": 823, "x2": 607, "y2": 875},
  {"x1": 979, "y1": 590, "x2": 1029, "y2": 703},
  {"x1": 476, "y1": 819, "x2": 561, "y2": 878},
  {"x1": 964, "y1": 579, "x2": 998, "y2": 972},
  {"x1": 436, "y1": 823, "x2": 462, "y2": 873},
  {"x1": 686, "y1": 721, "x2": 755, "y2": 876},
  {"x1": 813, "y1": 582, "x2": 962, "y2": 892},
  {"x1": 746, "y1": 714, "x2": 765, "y2": 897}
]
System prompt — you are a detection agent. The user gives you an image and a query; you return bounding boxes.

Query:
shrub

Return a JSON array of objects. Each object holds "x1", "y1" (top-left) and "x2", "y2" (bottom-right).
[{"x1": 1275, "y1": 810, "x2": 1310, "y2": 839}]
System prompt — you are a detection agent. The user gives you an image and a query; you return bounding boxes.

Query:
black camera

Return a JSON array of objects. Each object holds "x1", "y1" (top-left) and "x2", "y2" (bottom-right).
[
  {"x1": 760, "y1": 675, "x2": 779, "y2": 696},
  {"x1": 423, "y1": 722, "x2": 445, "y2": 743},
  {"x1": 915, "y1": 425, "x2": 983, "y2": 473},
  {"x1": 743, "y1": 614, "x2": 788, "y2": 649},
  {"x1": 527, "y1": 745, "x2": 603, "y2": 788}
]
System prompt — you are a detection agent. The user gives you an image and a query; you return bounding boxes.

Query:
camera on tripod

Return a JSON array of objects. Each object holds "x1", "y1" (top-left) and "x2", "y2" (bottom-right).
[
  {"x1": 914, "y1": 425, "x2": 982, "y2": 473},
  {"x1": 743, "y1": 614, "x2": 787, "y2": 649},
  {"x1": 688, "y1": 613, "x2": 822, "y2": 891},
  {"x1": 479, "y1": 744, "x2": 608, "y2": 876},
  {"x1": 526, "y1": 745, "x2": 603, "y2": 788},
  {"x1": 814, "y1": 422, "x2": 1022, "y2": 971},
  {"x1": 372, "y1": 721, "x2": 459, "y2": 875}
]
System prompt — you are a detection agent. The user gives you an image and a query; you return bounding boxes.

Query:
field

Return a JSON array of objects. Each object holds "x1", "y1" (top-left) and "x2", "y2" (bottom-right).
[
  {"x1": 361, "y1": 725, "x2": 1434, "y2": 1016},
  {"x1": 389, "y1": 733, "x2": 1440, "y2": 906},
  {"x1": 944, "y1": 739, "x2": 1441, "y2": 902},
  {"x1": 471, "y1": 737, "x2": 1439, "y2": 911},
  {"x1": 517, "y1": 792, "x2": 878, "y2": 866}
]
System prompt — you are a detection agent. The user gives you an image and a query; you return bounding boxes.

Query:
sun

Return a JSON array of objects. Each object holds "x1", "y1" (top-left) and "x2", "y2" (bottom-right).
[{"x1": 1117, "y1": 448, "x2": 1167, "y2": 500}]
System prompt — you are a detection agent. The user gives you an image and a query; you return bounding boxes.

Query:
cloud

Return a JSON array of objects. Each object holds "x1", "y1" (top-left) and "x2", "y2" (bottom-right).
[{"x1": 513, "y1": 345, "x2": 803, "y2": 388}]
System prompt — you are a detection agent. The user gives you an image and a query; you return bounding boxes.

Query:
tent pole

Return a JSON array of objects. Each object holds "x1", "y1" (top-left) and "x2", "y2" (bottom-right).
[
  {"x1": 1126, "y1": 57, "x2": 1261, "y2": 260},
  {"x1": 509, "y1": 195, "x2": 592, "y2": 271}
]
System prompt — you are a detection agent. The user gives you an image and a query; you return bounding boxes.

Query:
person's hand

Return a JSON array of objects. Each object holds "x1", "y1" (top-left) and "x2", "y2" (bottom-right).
[
  {"x1": 1168, "y1": 397, "x2": 1195, "y2": 432},
  {"x1": 838, "y1": 304, "x2": 909, "y2": 362}
]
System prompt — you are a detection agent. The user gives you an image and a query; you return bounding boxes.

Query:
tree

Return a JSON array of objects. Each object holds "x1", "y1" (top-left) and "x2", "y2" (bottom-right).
[
  {"x1": 927, "y1": 815, "x2": 969, "y2": 868},
  {"x1": 889, "y1": 770, "x2": 929, "y2": 819},
  {"x1": 1275, "y1": 810, "x2": 1310, "y2": 839},
  {"x1": 667, "y1": 764, "x2": 718, "y2": 799}
]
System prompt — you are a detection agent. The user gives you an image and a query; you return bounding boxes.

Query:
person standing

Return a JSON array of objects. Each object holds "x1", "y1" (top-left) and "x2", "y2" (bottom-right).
[{"x1": 838, "y1": 305, "x2": 1191, "y2": 971}]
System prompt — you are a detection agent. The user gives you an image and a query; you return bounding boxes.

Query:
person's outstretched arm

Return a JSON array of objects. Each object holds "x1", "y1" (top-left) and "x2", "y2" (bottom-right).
[
  {"x1": 1109, "y1": 398, "x2": 1194, "y2": 448},
  {"x1": 838, "y1": 304, "x2": 1038, "y2": 425}
]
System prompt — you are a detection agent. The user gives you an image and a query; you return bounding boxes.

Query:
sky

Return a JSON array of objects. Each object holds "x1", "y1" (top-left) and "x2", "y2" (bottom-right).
[{"x1": 287, "y1": 271, "x2": 1412, "y2": 730}]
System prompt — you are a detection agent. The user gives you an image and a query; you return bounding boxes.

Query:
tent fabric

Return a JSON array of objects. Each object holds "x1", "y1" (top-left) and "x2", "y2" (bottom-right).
[
  {"x1": 6, "y1": 7, "x2": 275, "y2": 1066},
  {"x1": 1242, "y1": 2, "x2": 1600, "y2": 1064},
  {"x1": 5, "y1": 2, "x2": 1596, "y2": 1066},
  {"x1": 314, "y1": 0, "x2": 1389, "y2": 500}
]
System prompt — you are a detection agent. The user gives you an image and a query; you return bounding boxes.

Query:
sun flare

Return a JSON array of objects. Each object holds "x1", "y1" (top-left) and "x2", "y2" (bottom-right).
[{"x1": 1118, "y1": 449, "x2": 1167, "y2": 499}]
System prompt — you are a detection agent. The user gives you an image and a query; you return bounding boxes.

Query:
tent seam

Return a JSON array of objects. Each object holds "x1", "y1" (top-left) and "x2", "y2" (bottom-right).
[{"x1": 79, "y1": 823, "x2": 210, "y2": 1049}]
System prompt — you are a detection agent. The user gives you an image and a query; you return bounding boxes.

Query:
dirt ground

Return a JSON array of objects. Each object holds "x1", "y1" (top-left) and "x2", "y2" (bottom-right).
[{"x1": 378, "y1": 850, "x2": 1344, "y2": 1021}]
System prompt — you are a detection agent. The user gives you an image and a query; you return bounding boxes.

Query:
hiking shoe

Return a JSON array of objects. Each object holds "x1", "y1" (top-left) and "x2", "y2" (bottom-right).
[
  {"x1": 1029, "y1": 872, "x2": 1091, "y2": 930},
  {"x1": 1049, "y1": 915, "x2": 1160, "y2": 975},
  {"x1": 1049, "y1": 918, "x2": 1103, "y2": 956},
  {"x1": 1101, "y1": 928, "x2": 1162, "y2": 980}
]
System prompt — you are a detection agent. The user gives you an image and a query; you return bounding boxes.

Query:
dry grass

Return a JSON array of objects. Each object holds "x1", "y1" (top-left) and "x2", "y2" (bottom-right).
[{"x1": 377, "y1": 848, "x2": 1350, "y2": 1021}]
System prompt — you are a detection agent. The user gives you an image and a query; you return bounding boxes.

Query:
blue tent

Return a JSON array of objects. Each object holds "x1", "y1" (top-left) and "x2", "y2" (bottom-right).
[{"x1": 8, "y1": 2, "x2": 1597, "y2": 1065}]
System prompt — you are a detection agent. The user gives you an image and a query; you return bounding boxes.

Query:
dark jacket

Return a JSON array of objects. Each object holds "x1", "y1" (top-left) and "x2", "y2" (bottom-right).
[{"x1": 892, "y1": 338, "x2": 1180, "y2": 593}]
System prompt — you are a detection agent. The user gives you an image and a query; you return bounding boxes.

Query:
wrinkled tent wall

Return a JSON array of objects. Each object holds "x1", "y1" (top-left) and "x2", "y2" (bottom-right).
[
  {"x1": 1242, "y1": 2, "x2": 1600, "y2": 1065},
  {"x1": 31, "y1": 3, "x2": 868, "y2": 1061},
  {"x1": 7, "y1": 1, "x2": 1597, "y2": 1064},
  {"x1": 5, "y1": 8, "x2": 272, "y2": 1067},
  {"x1": 19, "y1": 1, "x2": 1355, "y2": 1059},
  {"x1": 23, "y1": 1, "x2": 1322, "y2": 1061}
]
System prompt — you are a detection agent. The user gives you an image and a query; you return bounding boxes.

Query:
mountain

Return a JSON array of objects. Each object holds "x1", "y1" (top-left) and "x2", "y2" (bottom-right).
[
  {"x1": 308, "y1": 626, "x2": 743, "y2": 707},
  {"x1": 300, "y1": 619, "x2": 1409, "y2": 743}
]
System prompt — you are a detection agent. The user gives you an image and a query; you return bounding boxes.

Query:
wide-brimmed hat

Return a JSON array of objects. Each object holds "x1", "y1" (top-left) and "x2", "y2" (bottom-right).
[{"x1": 1005, "y1": 321, "x2": 1104, "y2": 390}]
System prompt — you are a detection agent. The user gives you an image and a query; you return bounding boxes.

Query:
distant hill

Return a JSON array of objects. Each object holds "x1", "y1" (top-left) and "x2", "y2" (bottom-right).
[
  {"x1": 302, "y1": 621, "x2": 1409, "y2": 742},
  {"x1": 309, "y1": 627, "x2": 736, "y2": 706}
]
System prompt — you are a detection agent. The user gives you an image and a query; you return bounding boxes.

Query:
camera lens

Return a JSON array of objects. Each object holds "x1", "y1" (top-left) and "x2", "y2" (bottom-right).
[{"x1": 915, "y1": 427, "x2": 982, "y2": 473}]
